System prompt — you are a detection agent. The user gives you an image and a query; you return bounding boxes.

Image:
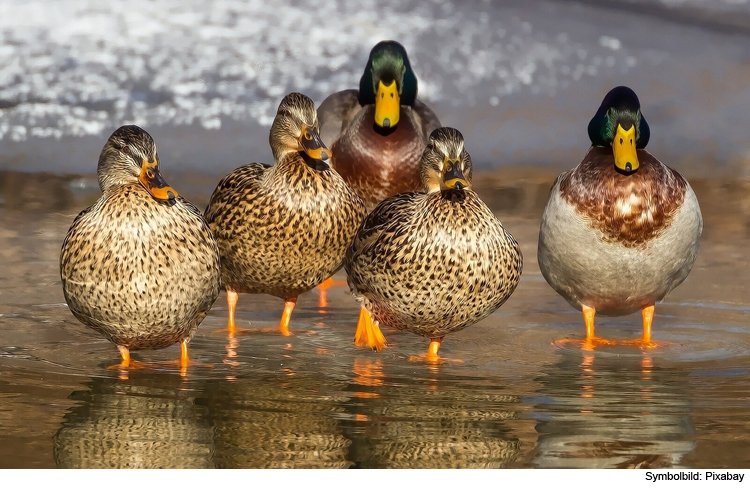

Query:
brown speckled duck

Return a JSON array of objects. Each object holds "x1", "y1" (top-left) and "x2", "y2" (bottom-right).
[
  {"x1": 538, "y1": 86, "x2": 703, "y2": 349},
  {"x1": 204, "y1": 93, "x2": 367, "y2": 335},
  {"x1": 345, "y1": 127, "x2": 523, "y2": 362},
  {"x1": 318, "y1": 40, "x2": 441, "y2": 208},
  {"x1": 60, "y1": 125, "x2": 221, "y2": 369}
]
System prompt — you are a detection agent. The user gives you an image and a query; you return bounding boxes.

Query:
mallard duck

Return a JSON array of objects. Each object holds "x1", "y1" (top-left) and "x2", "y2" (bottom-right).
[
  {"x1": 538, "y1": 86, "x2": 703, "y2": 348},
  {"x1": 318, "y1": 40, "x2": 441, "y2": 208},
  {"x1": 345, "y1": 127, "x2": 523, "y2": 361},
  {"x1": 60, "y1": 125, "x2": 221, "y2": 369},
  {"x1": 204, "y1": 93, "x2": 367, "y2": 334}
]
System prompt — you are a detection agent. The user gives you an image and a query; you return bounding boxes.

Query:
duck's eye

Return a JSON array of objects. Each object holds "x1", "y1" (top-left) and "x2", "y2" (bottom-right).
[
  {"x1": 146, "y1": 170, "x2": 155, "y2": 179},
  {"x1": 619, "y1": 138, "x2": 623, "y2": 145},
  {"x1": 630, "y1": 139, "x2": 633, "y2": 144},
  {"x1": 304, "y1": 132, "x2": 312, "y2": 140},
  {"x1": 390, "y1": 92, "x2": 394, "y2": 98},
  {"x1": 122, "y1": 145, "x2": 131, "y2": 155},
  {"x1": 446, "y1": 163, "x2": 453, "y2": 172}
]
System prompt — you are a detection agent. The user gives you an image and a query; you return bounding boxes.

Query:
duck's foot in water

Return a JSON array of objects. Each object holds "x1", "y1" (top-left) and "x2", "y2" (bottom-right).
[
  {"x1": 354, "y1": 306, "x2": 387, "y2": 351},
  {"x1": 554, "y1": 336, "x2": 617, "y2": 351},
  {"x1": 408, "y1": 338, "x2": 463, "y2": 364}
]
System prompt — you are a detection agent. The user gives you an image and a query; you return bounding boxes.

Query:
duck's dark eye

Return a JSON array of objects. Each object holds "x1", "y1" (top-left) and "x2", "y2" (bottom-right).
[
  {"x1": 122, "y1": 145, "x2": 131, "y2": 155},
  {"x1": 304, "y1": 132, "x2": 312, "y2": 140},
  {"x1": 619, "y1": 138, "x2": 623, "y2": 145},
  {"x1": 146, "y1": 170, "x2": 155, "y2": 179},
  {"x1": 630, "y1": 139, "x2": 633, "y2": 144},
  {"x1": 446, "y1": 163, "x2": 453, "y2": 172}
]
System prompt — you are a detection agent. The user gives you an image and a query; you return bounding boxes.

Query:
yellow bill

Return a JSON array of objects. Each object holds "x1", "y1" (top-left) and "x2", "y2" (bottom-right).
[
  {"x1": 138, "y1": 159, "x2": 178, "y2": 201},
  {"x1": 374, "y1": 80, "x2": 400, "y2": 128},
  {"x1": 613, "y1": 123, "x2": 638, "y2": 173}
]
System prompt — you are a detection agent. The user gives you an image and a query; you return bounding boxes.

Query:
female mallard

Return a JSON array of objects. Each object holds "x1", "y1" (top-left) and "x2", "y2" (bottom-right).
[
  {"x1": 60, "y1": 125, "x2": 221, "y2": 369},
  {"x1": 204, "y1": 93, "x2": 367, "y2": 334},
  {"x1": 318, "y1": 40, "x2": 441, "y2": 208},
  {"x1": 345, "y1": 127, "x2": 523, "y2": 362},
  {"x1": 538, "y1": 86, "x2": 703, "y2": 348}
]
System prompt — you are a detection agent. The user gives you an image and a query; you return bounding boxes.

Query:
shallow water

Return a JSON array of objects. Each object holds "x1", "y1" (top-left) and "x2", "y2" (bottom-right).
[{"x1": 0, "y1": 171, "x2": 749, "y2": 468}]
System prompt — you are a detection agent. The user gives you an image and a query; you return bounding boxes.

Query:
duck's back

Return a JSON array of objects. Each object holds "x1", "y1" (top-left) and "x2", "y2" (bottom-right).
[
  {"x1": 205, "y1": 157, "x2": 366, "y2": 299},
  {"x1": 346, "y1": 190, "x2": 522, "y2": 337},
  {"x1": 60, "y1": 185, "x2": 221, "y2": 349}
]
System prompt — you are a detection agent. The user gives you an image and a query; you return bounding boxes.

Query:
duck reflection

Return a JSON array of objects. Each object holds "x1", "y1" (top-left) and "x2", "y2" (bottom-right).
[
  {"x1": 200, "y1": 372, "x2": 352, "y2": 468},
  {"x1": 343, "y1": 357, "x2": 522, "y2": 468},
  {"x1": 533, "y1": 351, "x2": 695, "y2": 468},
  {"x1": 53, "y1": 372, "x2": 213, "y2": 468}
]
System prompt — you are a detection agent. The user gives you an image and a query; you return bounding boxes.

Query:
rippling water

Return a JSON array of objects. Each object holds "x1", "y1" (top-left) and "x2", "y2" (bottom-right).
[{"x1": 0, "y1": 172, "x2": 748, "y2": 468}]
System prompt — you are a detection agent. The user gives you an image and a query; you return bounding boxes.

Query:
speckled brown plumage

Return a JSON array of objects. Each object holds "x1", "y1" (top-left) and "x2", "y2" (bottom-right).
[
  {"x1": 559, "y1": 147, "x2": 688, "y2": 248},
  {"x1": 345, "y1": 128, "x2": 522, "y2": 341},
  {"x1": 204, "y1": 93, "x2": 366, "y2": 306},
  {"x1": 60, "y1": 125, "x2": 221, "y2": 352}
]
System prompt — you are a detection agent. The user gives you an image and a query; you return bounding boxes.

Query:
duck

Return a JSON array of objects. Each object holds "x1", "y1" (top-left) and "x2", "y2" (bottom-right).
[
  {"x1": 318, "y1": 40, "x2": 442, "y2": 208},
  {"x1": 204, "y1": 92, "x2": 367, "y2": 335},
  {"x1": 345, "y1": 127, "x2": 523, "y2": 362},
  {"x1": 60, "y1": 125, "x2": 221, "y2": 370},
  {"x1": 537, "y1": 86, "x2": 703, "y2": 349}
]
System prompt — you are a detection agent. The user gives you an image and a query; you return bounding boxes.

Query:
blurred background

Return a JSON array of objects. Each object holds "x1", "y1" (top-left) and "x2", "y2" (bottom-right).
[{"x1": 1, "y1": 0, "x2": 749, "y2": 182}]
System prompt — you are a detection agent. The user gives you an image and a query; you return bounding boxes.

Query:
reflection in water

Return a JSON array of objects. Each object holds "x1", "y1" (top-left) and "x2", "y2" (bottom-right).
[
  {"x1": 533, "y1": 351, "x2": 695, "y2": 468},
  {"x1": 53, "y1": 373, "x2": 213, "y2": 468},
  {"x1": 344, "y1": 358, "x2": 522, "y2": 468},
  {"x1": 200, "y1": 373, "x2": 353, "y2": 468}
]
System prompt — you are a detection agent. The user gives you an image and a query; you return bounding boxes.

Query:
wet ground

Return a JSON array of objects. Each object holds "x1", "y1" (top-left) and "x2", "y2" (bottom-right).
[{"x1": 0, "y1": 169, "x2": 748, "y2": 469}]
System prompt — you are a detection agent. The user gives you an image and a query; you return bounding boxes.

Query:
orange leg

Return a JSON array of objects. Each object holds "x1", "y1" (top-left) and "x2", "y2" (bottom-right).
[
  {"x1": 179, "y1": 341, "x2": 189, "y2": 377},
  {"x1": 408, "y1": 337, "x2": 463, "y2": 364},
  {"x1": 354, "y1": 306, "x2": 387, "y2": 351},
  {"x1": 279, "y1": 297, "x2": 296, "y2": 337},
  {"x1": 621, "y1": 304, "x2": 663, "y2": 348},
  {"x1": 117, "y1": 345, "x2": 130, "y2": 367},
  {"x1": 317, "y1": 277, "x2": 348, "y2": 308},
  {"x1": 555, "y1": 304, "x2": 614, "y2": 350},
  {"x1": 642, "y1": 304, "x2": 654, "y2": 344},
  {"x1": 227, "y1": 290, "x2": 239, "y2": 331}
]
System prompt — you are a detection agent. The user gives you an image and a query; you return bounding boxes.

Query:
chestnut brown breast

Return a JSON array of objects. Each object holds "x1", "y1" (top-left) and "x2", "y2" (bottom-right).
[
  {"x1": 331, "y1": 106, "x2": 426, "y2": 208},
  {"x1": 559, "y1": 147, "x2": 688, "y2": 249}
]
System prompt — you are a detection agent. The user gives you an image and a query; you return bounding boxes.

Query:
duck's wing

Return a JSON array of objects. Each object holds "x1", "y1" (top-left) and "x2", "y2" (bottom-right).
[
  {"x1": 203, "y1": 162, "x2": 272, "y2": 224},
  {"x1": 317, "y1": 89, "x2": 362, "y2": 146},
  {"x1": 412, "y1": 99, "x2": 442, "y2": 141}
]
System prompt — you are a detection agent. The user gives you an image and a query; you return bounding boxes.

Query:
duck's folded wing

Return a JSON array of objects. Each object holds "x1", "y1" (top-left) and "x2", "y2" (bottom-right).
[
  {"x1": 413, "y1": 99, "x2": 442, "y2": 140},
  {"x1": 317, "y1": 89, "x2": 362, "y2": 146}
]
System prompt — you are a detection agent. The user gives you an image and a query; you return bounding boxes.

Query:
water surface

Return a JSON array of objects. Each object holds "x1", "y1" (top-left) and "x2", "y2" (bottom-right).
[{"x1": 0, "y1": 171, "x2": 748, "y2": 468}]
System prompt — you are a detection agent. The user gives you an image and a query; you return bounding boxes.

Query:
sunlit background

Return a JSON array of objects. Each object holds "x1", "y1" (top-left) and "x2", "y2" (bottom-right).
[{"x1": 1, "y1": 0, "x2": 749, "y2": 178}]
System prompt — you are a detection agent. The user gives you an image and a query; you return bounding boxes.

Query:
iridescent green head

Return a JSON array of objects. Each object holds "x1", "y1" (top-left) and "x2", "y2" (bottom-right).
[
  {"x1": 358, "y1": 41, "x2": 418, "y2": 129},
  {"x1": 587, "y1": 86, "x2": 650, "y2": 173}
]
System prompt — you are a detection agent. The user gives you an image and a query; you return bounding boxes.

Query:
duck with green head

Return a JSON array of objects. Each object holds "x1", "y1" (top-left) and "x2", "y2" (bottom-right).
[
  {"x1": 345, "y1": 127, "x2": 522, "y2": 362},
  {"x1": 538, "y1": 86, "x2": 703, "y2": 349},
  {"x1": 318, "y1": 40, "x2": 441, "y2": 208}
]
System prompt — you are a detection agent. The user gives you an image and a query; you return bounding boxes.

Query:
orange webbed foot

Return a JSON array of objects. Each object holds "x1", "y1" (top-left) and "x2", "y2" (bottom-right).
[
  {"x1": 354, "y1": 306, "x2": 387, "y2": 351},
  {"x1": 408, "y1": 338, "x2": 463, "y2": 364}
]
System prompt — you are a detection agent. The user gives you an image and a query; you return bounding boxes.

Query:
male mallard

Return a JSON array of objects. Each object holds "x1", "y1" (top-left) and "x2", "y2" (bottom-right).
[
  {"x1": 538, "y1": 86, "x2": 703, "y2": 348},
  {"x1": 345, "y1": 127, "x2": 523, "y2": 361},
  {"x1": 60, "y1": 125, "x2": 221, "y2": 369},
  {"x1": 318, "y1": 40, "x2": 441, "y2": 208},
  {"x1": 204, "y1": 93, "x2": 367, "y2": 334}
]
